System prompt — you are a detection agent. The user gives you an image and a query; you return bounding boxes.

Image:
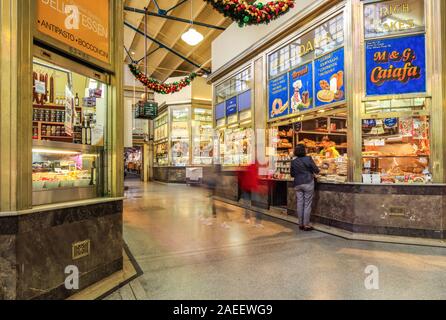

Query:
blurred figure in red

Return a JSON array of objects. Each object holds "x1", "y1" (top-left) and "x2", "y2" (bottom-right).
[{"x1": 238, "y1": 162, "x2": 263, "y2": 227}]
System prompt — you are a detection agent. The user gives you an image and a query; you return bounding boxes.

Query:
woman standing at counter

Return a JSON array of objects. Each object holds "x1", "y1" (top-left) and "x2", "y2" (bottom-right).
[{"x1": 291, "y1": 144, "x2": 320, "y2": 231}]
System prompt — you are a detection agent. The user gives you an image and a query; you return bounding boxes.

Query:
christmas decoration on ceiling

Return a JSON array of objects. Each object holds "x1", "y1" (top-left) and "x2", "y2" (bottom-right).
[
  {"x1": 205, "y1": 0, "x2": 295, "y2": 27},
  {"x1": 128, "y1": 63, "x2": 197, "y2": 95}
]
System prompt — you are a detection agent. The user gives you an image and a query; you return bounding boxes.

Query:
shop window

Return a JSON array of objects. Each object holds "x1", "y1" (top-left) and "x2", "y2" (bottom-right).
[
  {"x1": 171, "y1": 107, "x2": 190, "y2": 167},
  {"x1": 362, "y1": 116, "x2": 431, "y2": 184},
  {"x1": 268, "y1": 111, "x2": 348, "y2": 183},
  {"x1": 32, "y1": 58, "x2": 107, "y2": 205},
  {"x1": 314, "y1": 14, "x2": 344, "y2": 57},
  {"x1": 192, "y1": 108, "x2": 213, "y2": 165},
  {"x1": 220, "y1": 127, "x2": 253, "y2": 166},
  {"x1": 269, "y1": 52, "x2": 279, "y2": 78},
  {"x1": 278, "y1": 46, "x2": 290, "y2": 74},
  {"x1": 154, "y1": 113, "x2": 169, "y2": 166}
]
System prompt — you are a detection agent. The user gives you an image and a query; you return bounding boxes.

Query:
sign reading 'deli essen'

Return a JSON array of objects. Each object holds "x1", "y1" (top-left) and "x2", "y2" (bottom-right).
[
  {"x1": 269, "y1": 74, "x2": 289, "y2": 119},
  {"x1": 289, "y1": 63, "x2": 314, "y2": 113},
  {"x1": 314, "y1": 48, "x2": 345, "y2": 107},
  {"x1": 36, "y1": 0, "x2": 110, "y2": 64},
  {"x1": 366, "y1": 34, "x2": 426, "y2": 96},
  {"x1": 364, "y1": 0, "x2": 425, "y2": 39}
]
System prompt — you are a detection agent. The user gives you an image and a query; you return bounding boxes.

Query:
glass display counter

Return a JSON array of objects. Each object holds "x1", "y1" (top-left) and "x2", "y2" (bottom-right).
[{"x1": 32, "y1": 140, "x2": 103, "y2": 206}]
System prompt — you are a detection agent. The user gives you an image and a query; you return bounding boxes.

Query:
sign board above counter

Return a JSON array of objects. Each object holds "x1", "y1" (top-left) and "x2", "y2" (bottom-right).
[
  {"x1": 365, "y1": 34, "x2": 426, "y2": 96},
  {"x1": 36, "y1": 0, "x2": 110, "y2": 66},
  {"x1": 364, "y1": 0, "x2": 425, "y2": 39}
]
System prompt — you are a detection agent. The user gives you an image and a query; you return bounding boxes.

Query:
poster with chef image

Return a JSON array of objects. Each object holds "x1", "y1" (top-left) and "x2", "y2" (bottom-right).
[
  {"x1": 268, "y1": 74, "x2": 289, "y2": 119},
  {"x1": 289, "y1": 63, "x2": 314, "y2": 113},
  {"x1": 315, "y1": 48, "x2": 345, "y2": 107}
]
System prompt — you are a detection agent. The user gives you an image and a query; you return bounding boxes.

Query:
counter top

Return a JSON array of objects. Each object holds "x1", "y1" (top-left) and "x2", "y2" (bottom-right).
[{"x1": 258, "y1": 177, "x2": 446, "y2": 187}]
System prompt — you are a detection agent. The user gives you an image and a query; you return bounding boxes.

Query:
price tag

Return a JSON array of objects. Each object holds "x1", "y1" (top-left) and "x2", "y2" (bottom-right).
[{"x1": 35, "y1": 80, "x2": 46, "y2": 94}]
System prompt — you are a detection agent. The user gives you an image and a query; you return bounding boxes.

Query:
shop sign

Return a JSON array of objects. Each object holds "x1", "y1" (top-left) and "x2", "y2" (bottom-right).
[
  {"x1": 226, "y1": 96, "x2": 238, "y2": 116},
  {"x1": 268, "y1": 74, "x2": 289, "y2": 119},
  {"x1": 289, "y1": 62, "x2": 314, "y2": 113},
  {"x1": 238, "y1": 90, "x2": 251, "y2": 112},
  {"x1": 364, "y1": 0, "x2": 425, "y2": 39},
  {"x1": 36, "y1": 0, "x2": 110, "y2": 64},
  {"x1": 215, "y1": 102, "x2": 225, "y2": 120},
  {"x1": 135, "y1": 101, "x2": 158, "y2": 120},
  {"x1": 314, "y1": 48, "x2": 345, "y2": 107},
  {"x1": 35, "y1": 80, "x2": 46, "y2": 95},
  {"x1": 365, "y1": 34, "x2": 426, "y2": 96}
]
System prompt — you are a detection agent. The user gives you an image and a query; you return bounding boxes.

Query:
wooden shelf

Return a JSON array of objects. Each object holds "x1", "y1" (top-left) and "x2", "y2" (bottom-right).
[
  {"x1": 297, "y1": 131, "x2": 347, "y2": 136},
  {"x1": 41, "y1": 136, "x2": 73, "y2": 140},
  {"x1": 33, "y1": 121, "x2": 65, "y2": 125},
  {"x1": 33, "y1": 103, "x2": 81, "y2": 110},
  {"x1": 363, "y1": 155, "x2": 429, "y2": 158}
]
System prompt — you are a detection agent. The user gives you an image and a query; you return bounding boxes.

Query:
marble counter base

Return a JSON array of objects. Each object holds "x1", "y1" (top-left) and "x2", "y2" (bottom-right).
[
  {"x1": 0, "y1": 200, "x2": 123, "y2": 300},
  {"x1": 287, "y1": 183, "x2": 446, "y2": 239},
  {"x1": 215, "y1": 171, "x2": 239, "y2": 202},
  {"x1": 154, "y1": 166, "x2": 215, "y2": 184}
]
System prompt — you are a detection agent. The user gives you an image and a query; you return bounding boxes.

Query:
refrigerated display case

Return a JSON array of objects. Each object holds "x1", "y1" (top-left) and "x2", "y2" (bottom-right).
[{"x1": 32, "y1": 137, "x2": 103, "y2": 205}]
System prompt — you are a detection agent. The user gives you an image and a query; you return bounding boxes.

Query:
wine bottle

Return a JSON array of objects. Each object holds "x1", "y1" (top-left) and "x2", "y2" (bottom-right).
[
  {"x1": 75, "y1": 93, "x2": 80, "y2": 107},
  {"x1": 81, "y1": 118, "x2": 87, "y2": 145},
  {"x1": 86, "y1": 116, "x2": 92, "y2": 145}
]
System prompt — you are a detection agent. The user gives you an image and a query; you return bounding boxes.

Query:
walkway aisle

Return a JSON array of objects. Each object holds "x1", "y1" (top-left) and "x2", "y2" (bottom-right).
[{"x1": 106, "y1": 181, "x2": 446, "y2": 300}]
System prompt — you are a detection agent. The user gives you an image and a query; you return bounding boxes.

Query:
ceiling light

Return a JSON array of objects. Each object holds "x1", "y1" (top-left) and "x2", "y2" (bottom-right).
[
  {"x1": 181, "y1": 27, "x2": 203, "y2": 46},
  {"x1": 181, "y1": 0, "x2": 203, "y2": 46}
]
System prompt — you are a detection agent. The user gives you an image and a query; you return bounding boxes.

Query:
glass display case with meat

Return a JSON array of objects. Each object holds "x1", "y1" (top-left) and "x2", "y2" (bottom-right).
[
  {"x1": 192, "y1": 108, "x2": 213, "y2": 165},
  {"x1": 362, "y1": 116, "x2": 432, "y2": 184},
  {"x1": 32, "y1": 140, "x2": 100, "y2": 192}
]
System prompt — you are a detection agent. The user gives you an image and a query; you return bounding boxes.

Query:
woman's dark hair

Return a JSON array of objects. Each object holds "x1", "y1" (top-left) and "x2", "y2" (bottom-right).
[{"x1": 294, "y1": 144, "x2": 307, "y2": 158}]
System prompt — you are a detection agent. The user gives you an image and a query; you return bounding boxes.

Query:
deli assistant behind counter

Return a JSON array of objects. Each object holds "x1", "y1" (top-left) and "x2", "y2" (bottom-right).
[{"x1": 320, "y1": 136, "x2": 340, "y2": 158}]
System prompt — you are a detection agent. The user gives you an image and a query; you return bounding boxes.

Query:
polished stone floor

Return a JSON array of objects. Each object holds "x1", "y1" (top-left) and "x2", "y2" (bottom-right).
[{"x1": 106, "y1": 181, "x2": 446, "y2": 300}]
